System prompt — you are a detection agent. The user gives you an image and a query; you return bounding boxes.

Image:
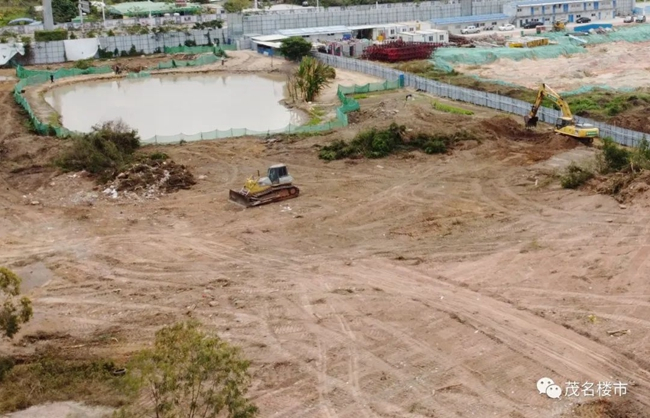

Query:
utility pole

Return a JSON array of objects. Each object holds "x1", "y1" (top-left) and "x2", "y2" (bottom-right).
[
  {"x1": 78, "y1": 0, "x2": 84, "y2": 25},
  {"x1": 42, "y1": 0, "x2": 54, "y2": 30}
]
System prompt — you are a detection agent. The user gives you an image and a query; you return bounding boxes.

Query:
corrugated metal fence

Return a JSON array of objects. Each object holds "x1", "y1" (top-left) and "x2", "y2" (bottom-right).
[{"x1": 314, "y1": 53, "x2": 647, "y2": 147}]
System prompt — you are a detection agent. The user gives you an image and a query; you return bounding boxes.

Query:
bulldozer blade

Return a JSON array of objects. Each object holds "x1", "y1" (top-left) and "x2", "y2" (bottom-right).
[{"x1": 229, "y1": 190, "x2": 253, "y2": 207}]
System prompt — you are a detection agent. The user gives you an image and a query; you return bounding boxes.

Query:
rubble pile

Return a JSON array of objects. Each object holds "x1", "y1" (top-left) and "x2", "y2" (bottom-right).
[{"x1": 104, "y1": 159, "x2": 196, "y2": 199}]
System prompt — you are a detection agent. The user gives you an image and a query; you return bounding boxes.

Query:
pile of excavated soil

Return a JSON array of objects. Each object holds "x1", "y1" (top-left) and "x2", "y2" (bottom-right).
[
  {"x1": 565, "y1": 398, "x2": 647, "y2": 418},
  {"x1": 591, "y1": 170, "x2": 650, "y2": 204},
  {"x1": 609, "y1": 107, "x2": 650, "y2": 134},
  {"x1": 104, "y1": 159, "x2": 196, "y2": 199}
]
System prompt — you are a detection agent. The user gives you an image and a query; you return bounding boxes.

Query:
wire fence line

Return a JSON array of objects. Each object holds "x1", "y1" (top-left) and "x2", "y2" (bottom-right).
[{"x1": 314, "y1": 53, "x2": 647, "y2": 148}]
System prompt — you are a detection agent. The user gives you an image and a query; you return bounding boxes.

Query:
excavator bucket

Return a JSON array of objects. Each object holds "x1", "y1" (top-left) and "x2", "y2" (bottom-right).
[{"x1": 524, "y1": 115, "x2": 538, "y2": 128}]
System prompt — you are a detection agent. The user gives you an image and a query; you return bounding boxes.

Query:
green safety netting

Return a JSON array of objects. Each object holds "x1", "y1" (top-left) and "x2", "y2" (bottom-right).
[
  {"x1": 140, "y1": 79, "x2": 404, "y2": 144},
  {"x1": 16, "y1": 64, "x2": 113, "y2": 79},
  {"x1": 432, "y1": 24, "x2": 650, "y2": 73}
]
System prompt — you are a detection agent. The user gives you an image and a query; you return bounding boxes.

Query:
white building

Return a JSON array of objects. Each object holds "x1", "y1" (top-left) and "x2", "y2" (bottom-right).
[
  {"x1": 503, "y1": 0, "x2": 626, "y2": 25},
  {"x1": 276, "y1": 25, "x2": 351, "y2": 42},
  {"x1": 398, "y1": 29, "x2": 449, "y2": 43},
  {"x1": 430, "y1": 13, "x2": 512, "y2": 34},
  {"x1": 348, "y1": 21, "x2": 432, "y2": 41},
  {"x1": 250, "y1": 34, "x2": 288, "y2": 56}
]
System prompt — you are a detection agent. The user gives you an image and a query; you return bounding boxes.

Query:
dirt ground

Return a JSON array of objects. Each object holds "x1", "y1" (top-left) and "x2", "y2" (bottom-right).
[
  {"x1": 2, "y1": 54, "x2": 650, "y2": 418},
  {"x1": 454, "y1": 40, "x2": 650, "y2": 92}
]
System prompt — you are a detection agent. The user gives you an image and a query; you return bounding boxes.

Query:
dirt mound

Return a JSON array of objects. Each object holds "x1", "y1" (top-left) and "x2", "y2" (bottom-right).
[
  {"x1": 479, "y1": 116, "x2": 548, "y2": 142},
  {"x1": 592, "y1": 170, "x2": 650, "y2": 203},
  {"x1": 609, "y1": 107, "x2": 650, "y2": 135},
  {"x1": 105, "y1": 159, "x2": 196, "y2": 199}
]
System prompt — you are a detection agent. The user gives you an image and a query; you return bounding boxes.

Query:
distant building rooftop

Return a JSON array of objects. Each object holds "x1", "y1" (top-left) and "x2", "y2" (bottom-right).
[
  {"x1": 277, "y1": 25, "x2": 350, "y2": 36},
  {"x1": 430, "y1": 13, "x2": 510, "y2": 25},
  {"x1": 513, "y1": 0, "x2": 587, "y2": 6},
  {"x1": 108, "y1": 1, "x2": 200, "y2": 17}
]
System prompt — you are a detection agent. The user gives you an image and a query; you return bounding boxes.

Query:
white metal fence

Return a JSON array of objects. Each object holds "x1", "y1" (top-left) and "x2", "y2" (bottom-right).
[
  {"x1": 226, "y1": 0, "x2": 509, "y2": 36},
  {"x1": 315, "y1": 53, "x2": 646, "y2": 147},
  {"x1": 21, "y1": 29, "x2": 229, "y2": 65}
]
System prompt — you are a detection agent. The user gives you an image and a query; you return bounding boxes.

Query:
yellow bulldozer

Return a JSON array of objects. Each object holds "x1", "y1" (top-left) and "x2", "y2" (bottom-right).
[
  {"x1": 552, "y1": 20, "x2": 566, "y2": 31},
  {"x1": 524, "y1": 83, "x2": 599, "y2": 145},
  {"x1": 229, "y1": 164, "x2": 300, "y2": 207}
]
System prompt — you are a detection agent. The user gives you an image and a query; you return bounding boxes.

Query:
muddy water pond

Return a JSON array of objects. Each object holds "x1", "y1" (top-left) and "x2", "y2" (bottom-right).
[{"x1": 44, "y1": 74, "x2": 305, "y2": 140}]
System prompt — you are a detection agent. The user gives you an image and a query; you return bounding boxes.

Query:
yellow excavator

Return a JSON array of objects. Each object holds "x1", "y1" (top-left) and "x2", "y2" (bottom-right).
[
  {"x1": 524, "y1": 83, "x2": 599, "y2": 144},
  {"x1": 552, "y1": 21, "x2": 565, "y2": 31},
  {"x1": 229, "y1": 164, "x2": 300, "y2": 207}
]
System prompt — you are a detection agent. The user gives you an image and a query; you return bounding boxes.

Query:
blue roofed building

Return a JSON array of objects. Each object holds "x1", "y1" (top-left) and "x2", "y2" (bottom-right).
[
  {"x1": 430, "y1": 13, "x2": 513, "y2": 34},
  {"x1": 503, "y1": 0, "x2": 634, "y2": 26},
  {"x1": 277, "y1": 26, "x2": 351, "y2": 42}
]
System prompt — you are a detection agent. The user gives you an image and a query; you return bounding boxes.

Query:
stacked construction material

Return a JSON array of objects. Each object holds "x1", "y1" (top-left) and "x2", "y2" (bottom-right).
[{"x1": 361, "y1": 40, "x2": 444, "y2": 62}]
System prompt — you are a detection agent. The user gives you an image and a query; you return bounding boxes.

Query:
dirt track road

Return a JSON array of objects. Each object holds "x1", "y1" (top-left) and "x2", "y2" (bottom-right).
[{"x1": 2, "y1": 77, "x2": 650, "y2": 417}]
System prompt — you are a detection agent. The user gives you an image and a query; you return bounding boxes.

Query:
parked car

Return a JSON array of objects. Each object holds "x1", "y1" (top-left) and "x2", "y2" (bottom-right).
[
  {"x1": 499, "y1": 24, "x2": 515, "y2": 31},
  {"x1": 636, "y1": 15, "x2": 646, "y2": 23},
  {"x1": 576, "y1": 17, "x2": 591, "y2": 23},
  {"x1": 461, "y1": 25, "x2": 481, "y2": 34},
  {"x1": 624, "y1": 15, "x2": 634, "y2": 23},
  {"x1": 522, "y1": 21, "x2": 544, "y2": 29}
]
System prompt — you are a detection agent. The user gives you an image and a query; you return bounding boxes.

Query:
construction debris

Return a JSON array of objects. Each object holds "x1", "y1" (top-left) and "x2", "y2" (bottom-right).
[
  {"x1": 107, "y1": 159, "x2": 196, "y2": 198},
  {"x1": 361, "y1": 40, "x2": 445, "y2": 62}
]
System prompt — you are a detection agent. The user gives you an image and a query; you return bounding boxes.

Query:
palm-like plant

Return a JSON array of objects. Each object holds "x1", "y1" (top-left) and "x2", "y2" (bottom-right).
[{"x1": 292, "y1": 56, "x2": 336, "y2": 102}]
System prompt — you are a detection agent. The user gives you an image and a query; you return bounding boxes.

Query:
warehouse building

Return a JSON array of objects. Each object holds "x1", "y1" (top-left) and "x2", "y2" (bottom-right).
[
  {"x1": 430, "y1": 13, "x2": 512, "y2": 33},
  {"x1": 277, "y1": 26, "x2": 351, "y2": 42},
  {"x1": 503, "y1": 0, "x2": 634, "y2": 25},
  {"x1": 398, "y1": 29, "x2": 449, "y2": 43},
  {"x1": 348, "y1": 21, "x2": 430, "y2": 41}
]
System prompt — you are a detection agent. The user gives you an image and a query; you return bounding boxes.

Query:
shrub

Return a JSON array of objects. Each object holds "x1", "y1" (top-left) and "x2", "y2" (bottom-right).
[
  {"x1": 560, "y1": 163, "x2": 594, "y2": 189},
  {"x1": 278, "y1": 37, "x2": 313, "y2": 61},
  {"x1": 601, "y1": 137, "x2": 630, "y2": 173},
  {"x1": 55, "y1": 120, "x2": 140, "y2": 181},
  {"x1": 119, "y1": 321, "x2": 258, "y2": 418},
  {"x1": 72, "y1": 59, "x2": 93, "y2": 70},
  {"x1": 0, "y1": 267, "x2": 33, "y2": 339},
  {"x1": 34, "y1": 29, "x2": 67, "y2": 42},
  {"x1": 319, "y1": 125, "x2": 477, "y2": 161}
]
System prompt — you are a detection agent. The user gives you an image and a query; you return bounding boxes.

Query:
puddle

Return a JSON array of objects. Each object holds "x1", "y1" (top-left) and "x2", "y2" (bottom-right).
[{"x1": 44, "y1": 74, "x2": 306, "y2": 140}]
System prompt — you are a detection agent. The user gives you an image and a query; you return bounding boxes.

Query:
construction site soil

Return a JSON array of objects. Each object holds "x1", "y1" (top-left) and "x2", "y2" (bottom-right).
[{"x1": 1, "y1": 54, "x2": 650, "y2": 418}]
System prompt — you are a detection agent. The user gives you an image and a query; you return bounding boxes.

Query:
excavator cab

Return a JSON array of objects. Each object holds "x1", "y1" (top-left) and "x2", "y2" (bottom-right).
[{"x1": 555, "y1": 117, "x2": 573, "y2": 129}]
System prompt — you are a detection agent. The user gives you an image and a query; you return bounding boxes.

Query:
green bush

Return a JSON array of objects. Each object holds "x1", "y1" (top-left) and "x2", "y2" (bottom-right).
[
  {"x1": 601, "y1": 137, "x2": 630, "y2": 173},
  {"x1": 561, "y1": 163, "x2": 594, "y2": 189},
  {"x1": 55, "y1": 120, "x2": 140, "y2": 181},
  {"x1": 72, "y1": 59, "x2": 93, "y2": 70},
  {"x1": 34, "y1": 29, "x2": 67, "y2": 42},
  {"x1": 319, "y1": 125, "x2": 475, "y2": 160}
]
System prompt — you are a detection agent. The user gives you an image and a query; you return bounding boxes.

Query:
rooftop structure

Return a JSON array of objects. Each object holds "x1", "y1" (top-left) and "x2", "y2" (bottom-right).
[
  {"x1": 430, "y1": 13, "x2": 511, "y2": 25},
  {"x1": 277, "y1": 25, "x2": 351, "y2": 37}
]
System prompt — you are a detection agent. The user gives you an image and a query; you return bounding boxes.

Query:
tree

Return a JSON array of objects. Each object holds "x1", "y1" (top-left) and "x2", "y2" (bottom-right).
[
  {"x1": 0, "y1": 267, "x2": 33, "y2": 339},
  {"x1": 52, "y1": 0, "x2": 78, "y2": 24},
  {"x1": 222, "y1": 0, "x2": 251, "y2": 13},
  {"x1": 123, "y1": 321, "x2": 258, "y2": 418},
  {"x1": 278, "y1": 37, "x2": 313, "y2": 61},
  {"x1": 290, "y1": 56, "x2": 336, "y2": 102}
]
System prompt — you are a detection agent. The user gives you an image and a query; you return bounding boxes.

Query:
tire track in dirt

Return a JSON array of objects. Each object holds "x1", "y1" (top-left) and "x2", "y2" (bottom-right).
[{"x1": 356, "y1": 260, "x2": 650, "y2": 406}]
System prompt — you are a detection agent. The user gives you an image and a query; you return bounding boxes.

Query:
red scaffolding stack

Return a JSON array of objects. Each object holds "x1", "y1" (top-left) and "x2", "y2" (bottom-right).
[{"x1": 361, "y1": 40, "x2": 444, "y2": 63}]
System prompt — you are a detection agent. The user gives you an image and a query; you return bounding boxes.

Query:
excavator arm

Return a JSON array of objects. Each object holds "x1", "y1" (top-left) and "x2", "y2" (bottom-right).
[{"x1": 524, "y1": 83, "x2": 574, "y2": 128}]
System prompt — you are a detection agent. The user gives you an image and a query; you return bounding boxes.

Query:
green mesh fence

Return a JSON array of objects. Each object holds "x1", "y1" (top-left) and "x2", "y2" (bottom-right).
[
  {"x1": 16, "y1": 64, "x2": 113, "y2": 79},
  {"x1": 148, "y1": 53, "x2": 221, "y2": 70},
  {"x1": 433, "y1": 24, "x2": 650, "y2": 73}
]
